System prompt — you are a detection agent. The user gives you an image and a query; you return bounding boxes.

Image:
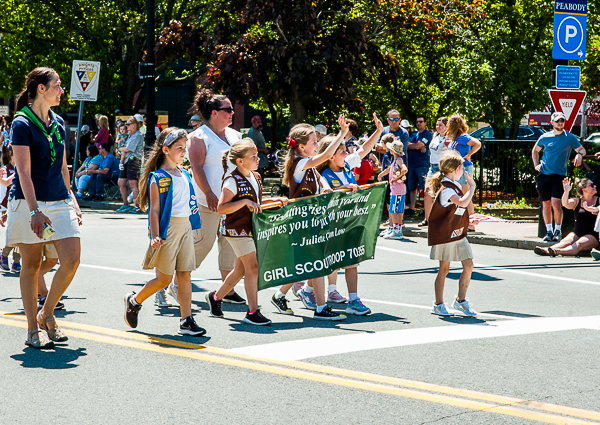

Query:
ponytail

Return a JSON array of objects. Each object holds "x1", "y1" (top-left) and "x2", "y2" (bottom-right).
[
  {"x1": 282, "y1": 123, "x2": 316, "y2": 186},
  {"x1": 426, "y1": 172, "x2": 444, "y2": 195},
  {"x1": 221, "y1": 138, "x2": 256, "y2": 181},
  {"x1": 222, "y1": 149, "x2": 230, "y2": 181},
  {"x1": 16, "y1": 67, "x2": 57, "y2": 111}
]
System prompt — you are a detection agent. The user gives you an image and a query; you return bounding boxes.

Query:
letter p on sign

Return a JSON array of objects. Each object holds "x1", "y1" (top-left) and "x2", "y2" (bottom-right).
[{"x1": 565, "y1": 25, "x2": 578, "y2": 43}]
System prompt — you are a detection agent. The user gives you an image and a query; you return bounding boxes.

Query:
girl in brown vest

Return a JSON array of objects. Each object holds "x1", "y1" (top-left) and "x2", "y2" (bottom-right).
[
  {"x1": 427, "y1": 151, "x2": 477, "y2": 317},
  {"x1": 206, "y1": 139, "x2": 289, "y2": 325},
  {"x1": 272, "y1": 117, "x2": 349, "y2": 321}
]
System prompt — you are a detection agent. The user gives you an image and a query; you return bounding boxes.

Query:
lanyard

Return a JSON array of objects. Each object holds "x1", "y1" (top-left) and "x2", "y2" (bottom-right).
[{"x1": 15, "y1": 106, "x2": 63, "y2": 165}]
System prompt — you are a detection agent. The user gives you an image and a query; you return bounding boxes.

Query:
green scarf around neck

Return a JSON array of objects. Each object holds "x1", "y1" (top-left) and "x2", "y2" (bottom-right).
[{"x1": 15, "y1": 106, "x2": 63, "y2": 165}]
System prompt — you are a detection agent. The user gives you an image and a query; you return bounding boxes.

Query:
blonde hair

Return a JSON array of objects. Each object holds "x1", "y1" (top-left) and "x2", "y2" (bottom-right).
[
  {"x1": 574, "y1": 177, "x2": 592, "y2": 197},
  {"x1": 426, "y1": 151, "x2": 465, "y2": 194},
  {"x1": 282, "y1": 123, "x2": 316, "y2": 186},
  {"x1": 137, "y1": 127, "x2": 187, "y2": 212},
  {"x1": 315, "y1": 135, "x2": 342, "y2": 173},
  {"x1": 99, "y1": 115, "x2": 109, "y2": 129},
  {"x1": 447, "y1": 114, "x2": 468, "y2": 142},
  {"x1": 128, "y1": 116, "x2": 141, "y2": 131},
  {"x1": 221, "y1": 138, "x2": 257, "y2": 180}
]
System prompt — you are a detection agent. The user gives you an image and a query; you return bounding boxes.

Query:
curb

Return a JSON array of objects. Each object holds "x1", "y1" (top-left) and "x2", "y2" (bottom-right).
[{"x1": 78, "y1": 200, "x2": 123, "y2": 211}]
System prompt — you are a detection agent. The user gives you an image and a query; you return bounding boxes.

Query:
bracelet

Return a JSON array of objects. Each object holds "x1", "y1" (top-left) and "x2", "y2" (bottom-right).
[{"x1": 29, "y1": 208, "x2": 41, "y2": 217}]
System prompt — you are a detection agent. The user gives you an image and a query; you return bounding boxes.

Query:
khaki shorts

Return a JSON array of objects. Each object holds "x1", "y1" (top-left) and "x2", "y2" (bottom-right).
[
  {"x1": 193, "y1": 205, "x2": 235, "y2": 270},
  {"x1": 430, "y1": 238, "x2": 473, "y2": 262},
  {"x1": 226, "y1": 237, "x2": 256, "y2": 258},
  {"x1": 6, "y1": 198, "x2": 80, "y2": 245},
  {"x1": 142, "y1": 217, "x2": 195, "y2": 276}
]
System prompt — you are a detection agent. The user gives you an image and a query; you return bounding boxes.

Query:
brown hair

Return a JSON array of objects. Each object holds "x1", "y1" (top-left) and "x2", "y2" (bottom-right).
[
  {"x1": 315, "y1": 135, "x2": 343, "y2": 173},
  {"x1": 574, "y1": 177, "x2": 592, "y2": 197},
  {"x1": 282, "y1": 123, "x2": 316, "y2": 186},
  {"x1": 1, "y1": 141, "x2": 13, "y2": 167},
  {"x1": 189, "y1": 88, "x2": 228, "y2": 121},
  {"x1": 221, "y1": 138, "x2": 257, "y2": 180},
  {"x1": 137, "y1": 127, "x2": 187, "y2": 212},
  {"x1": 426, "y1": 151, "x2": 465, "y2": 194},
  {"x1": 347, "y1": 119, "x2": 358, "y2": 136},
  {"x1": 447, "y1": 114, "x2": 468, "y2": 142},
  {"x1": 16, "y1": 67, "x2": 57, "y2": 111},
  {"x1": 380, "y1": 133, "x2": 395, "y2": 146}
]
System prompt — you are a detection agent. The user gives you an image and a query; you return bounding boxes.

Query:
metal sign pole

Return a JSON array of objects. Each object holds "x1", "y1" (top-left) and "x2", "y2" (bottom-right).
[{"x1": 71, "y1": 100, "x2": 85, "y2": 190}]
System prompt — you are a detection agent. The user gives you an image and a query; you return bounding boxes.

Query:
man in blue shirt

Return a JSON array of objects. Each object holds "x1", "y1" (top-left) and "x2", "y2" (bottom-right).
[
  {"x1": 379, "y1": 109, "x2": 409, "y2": 166},
  {"x1": 406, "y1": 116, "x2": 432, "y2": 216},
  {"x1": 532, "y1": 112, "x2": 585, "y2": 242},
  {"x1": 86, "y1": 143, "x2": 120, "y2": 200}
]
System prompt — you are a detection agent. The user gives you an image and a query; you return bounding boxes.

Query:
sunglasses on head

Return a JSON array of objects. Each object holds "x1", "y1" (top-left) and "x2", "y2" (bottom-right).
[
  {"x1": 388, "y1": 117, "x2": 400, "y2": 122},
  {"x1": 216, "y1": 106, "x2": 234, "y2": 113}
]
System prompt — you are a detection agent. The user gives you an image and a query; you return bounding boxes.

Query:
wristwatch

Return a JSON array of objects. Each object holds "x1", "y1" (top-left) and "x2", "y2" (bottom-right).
[{"x1": 29, "y1": 208, "x2": 42, "y2": 217}]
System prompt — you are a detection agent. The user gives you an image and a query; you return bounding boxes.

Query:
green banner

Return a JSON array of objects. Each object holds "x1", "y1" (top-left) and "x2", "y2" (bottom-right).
[{"x1": 253, "y1": 184, "x2": 387, "y2": 290}]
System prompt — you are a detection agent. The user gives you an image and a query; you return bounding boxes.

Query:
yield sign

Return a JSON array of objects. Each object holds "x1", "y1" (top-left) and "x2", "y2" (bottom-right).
[{"x1": 548, "y1": 89, "x2": 586, "y2": 132}]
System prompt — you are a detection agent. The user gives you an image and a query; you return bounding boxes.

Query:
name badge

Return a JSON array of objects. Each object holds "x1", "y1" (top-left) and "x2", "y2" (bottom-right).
[{"x1": 455, "y1": 207, "x2": 466, "y2": 216}]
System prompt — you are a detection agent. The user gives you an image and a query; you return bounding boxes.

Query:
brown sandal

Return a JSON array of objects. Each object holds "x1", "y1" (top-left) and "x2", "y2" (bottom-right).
[
  {"x1": 25, "y1": 329, "x2": 54, "y2": 349},
  {"x1": 37, "y1": 312, "x2": 68, "y2": 342}
]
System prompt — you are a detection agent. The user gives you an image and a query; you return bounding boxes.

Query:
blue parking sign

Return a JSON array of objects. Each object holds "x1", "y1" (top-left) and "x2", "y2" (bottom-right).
[{"x1": 553, "y1": 0, "x2": 587, "y2": 60}]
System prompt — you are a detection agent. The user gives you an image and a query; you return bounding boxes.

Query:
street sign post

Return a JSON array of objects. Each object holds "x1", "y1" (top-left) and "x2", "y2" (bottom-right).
[
  {"x1": 70, "y1": 60, "x2": 101, "y2": 190},
  {"x1": 552, "y1": 0, "x2": 587, "y2": 60},
  {"x1": 556, "y1": 65, "x2": 581, "y2": 89},
  {"x1": 548, "y1": 89, "x2": 586, "y2": 132}
]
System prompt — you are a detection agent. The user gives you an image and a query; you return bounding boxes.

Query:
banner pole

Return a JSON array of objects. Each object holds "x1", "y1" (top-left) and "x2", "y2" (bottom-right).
[{"x1": 71, "y1": 100, "x2": 85, "y2": 191}]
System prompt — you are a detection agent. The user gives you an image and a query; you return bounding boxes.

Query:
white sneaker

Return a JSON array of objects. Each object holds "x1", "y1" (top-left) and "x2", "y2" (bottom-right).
[
  {"x1": 379, "y1": 227, "x2": 392, "y2": 237},
  {"x1": 386, "y1": 230, "x2": 404, "y2": 240},
  {"x1": 431, "y1": 302, "x2": 453, "y2": 316},
  {"x1": 155, "y1": 289, "x2": 172, "y2": 307},
  {"x1": 166, "y1": 283, "x2": 179, "y2": 304},
  {"x1": 452, "y1": 298, "x2": 477, "y2": 317}
]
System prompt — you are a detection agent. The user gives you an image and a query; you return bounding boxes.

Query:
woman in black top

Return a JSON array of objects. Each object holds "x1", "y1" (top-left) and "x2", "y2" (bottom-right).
[
  {"x1": 535, "y1": 177, "x2": 599, "y2": 257},
  {"x1": 6, "y1": 67, "x2": 82, "y2": 349}
]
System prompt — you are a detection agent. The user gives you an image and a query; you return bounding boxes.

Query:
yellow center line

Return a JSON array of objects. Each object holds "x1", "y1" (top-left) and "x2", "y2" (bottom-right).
[{"x1": 2, "y1": 313, "x2": 599, "y2": 424}]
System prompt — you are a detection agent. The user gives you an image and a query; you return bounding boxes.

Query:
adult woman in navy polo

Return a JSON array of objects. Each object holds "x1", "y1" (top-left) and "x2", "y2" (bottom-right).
[{"x1": 6, "y1": 67, "x2": 82, "y2": 349}]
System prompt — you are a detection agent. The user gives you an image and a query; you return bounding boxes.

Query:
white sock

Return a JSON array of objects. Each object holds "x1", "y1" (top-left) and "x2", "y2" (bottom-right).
[
  {"x1": 275, "y1": 290, "x2": 285, "y2": 299},
  {"x1": 349, "y1": 293, "x2": 358, "y2": 301},
  {"x1": 555, "y1": 224, "x2": 562, "y2": 232},
  {"x1": 303, "y1": 284, "x2": 314, "y2": 293},
  {"x1": 546, "y1": 224, "x2": 553, "y2": 232},
  {"x1": 328, "y1": 284, "x2": 337, "y2": 293},
  {"x1": 316, "y1": 304, "x2": 327, "y2": 313}
]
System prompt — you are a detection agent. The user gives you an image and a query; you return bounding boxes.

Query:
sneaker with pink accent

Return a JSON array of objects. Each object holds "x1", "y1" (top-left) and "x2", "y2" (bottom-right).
[
  {"x1": 327, "y1": 289, "x2": 347, "y2": 303},
  {"x1": 292, "y1": 281, "x2": 304, "y2": 299}
]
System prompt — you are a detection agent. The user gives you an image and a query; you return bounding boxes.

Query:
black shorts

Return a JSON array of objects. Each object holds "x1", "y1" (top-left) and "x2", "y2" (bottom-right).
[
  {"x1": 536, "y1": 173, "x2": 564, "y2": 202},
  {"x1": 120, "y1": 158, "x2": 140, "y2": 181}
]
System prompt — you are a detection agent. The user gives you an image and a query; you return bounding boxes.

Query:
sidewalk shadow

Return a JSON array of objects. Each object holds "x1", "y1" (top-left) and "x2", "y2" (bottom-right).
[
  {"x1": 359, "y1": 268, "x2": 501, "y2": 282},
  {"x1": 11, "y1": 346, "x2": 87, "y2": 369}
]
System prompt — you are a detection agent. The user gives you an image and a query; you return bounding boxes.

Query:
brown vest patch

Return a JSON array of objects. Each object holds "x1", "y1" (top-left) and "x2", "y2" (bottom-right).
[
  {"x1": 222, "y1": 169, "x2": 263, "y2": 238},
  {"x1": 428, "y1": 180, "x2": 469, "y2": 246}
]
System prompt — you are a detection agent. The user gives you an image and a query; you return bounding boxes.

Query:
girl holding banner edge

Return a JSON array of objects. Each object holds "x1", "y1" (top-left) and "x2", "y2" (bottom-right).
[
  {"x1": 271, "y1": 116, "x2": 349, "y2": 321},
  {"x1": 205, "y1": 139, "x2": 288, "y2": 325},
  {"x1": 314, "y1": 113, "x2": 384, "y2": 315}
]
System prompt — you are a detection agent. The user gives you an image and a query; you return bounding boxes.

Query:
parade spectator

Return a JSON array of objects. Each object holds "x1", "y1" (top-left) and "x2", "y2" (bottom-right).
[
  {"x1": 189, "y1": 115, "x2": 201, "y2": 131},
  {"x1": 534, "y1": 178, "x2": 599, "y2": 257},
  {"x1": 135, "y1": 113, "x2": 145, "y2": 134},
  {"x1": 420, "y1": 116, "x2": 449, "y2": 227},
  {"x1": 86, "y1": 143, "x2": 120, "y2": 200},
  {"x1": 401, "y1": 119, "x2": 413, "y2": 138},
  {"x1": 182, "y1": 88, "x2": 245, "y2": 304},
  {"x1": 351, "y1": 137, "x2": 378, "y2": 185},
  {"x1": 315, "y1": 124, "x2": 327, "y2": 141},
  {"x1": 378, "y1": 140, "x2": 408, "y2": 240},
  {"x1": 0, "y1": 140, "x2": 20, "y2": 273},
  {"x1": 93, "y1": 115, "x2": 110, "y2": 149},
  {"x1": 74, "y1": 144, "x2": 100, "y2": 198},
  {"x1": 247, "y1": 115, "x2": 270, "y2": 178},
  {"x1": 406, "y1": 116, "x2": 432, "y2": 216},
  {"x1": 532, "y1": 112, "x2": 586, "y2": 242},
  {"x1": 7, "y1": 67, "x2": 82, "y2": 348},
  {"x1": 447, "y1": 114, "x2": 481, "y2": 230},
  {"x1": 379, "y1": 110, "x2": 410, "y2": 161},
  {"x1": 77, "y1": 124, "x2": 92, "y2": 166},
  {"x1": 116, "y1": 116, "x2": 143, "y2": 213},
  {"x1": 115, "y1": 122, "x2": 128, "y2": 158}
]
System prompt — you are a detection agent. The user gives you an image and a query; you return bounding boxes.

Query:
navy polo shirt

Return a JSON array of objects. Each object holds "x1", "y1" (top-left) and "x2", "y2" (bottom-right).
[
  {"x1": 10, "y1": 110, "x2": 69, "y2": 201},
  {"x1": 407, "y1": 129, "x2": 432, "y2": 168}
]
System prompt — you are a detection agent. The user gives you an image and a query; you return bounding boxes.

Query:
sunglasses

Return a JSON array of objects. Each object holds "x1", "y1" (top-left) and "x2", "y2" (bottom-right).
[
  {"x1": 416, "y1": 120, "x2": 425, "y2": 123},
  {"x1": 388, "y1": 117, "x2": 400, "y2": 122},
  {"x1": 555, "y1": 119, "x2": 565, "y2": 123},
  {"x1": 216, "y1": 106, "x2": 234, "y2": 113}
]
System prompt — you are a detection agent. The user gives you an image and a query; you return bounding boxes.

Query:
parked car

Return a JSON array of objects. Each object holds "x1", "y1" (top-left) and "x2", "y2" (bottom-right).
[
  {"x1": 470, "y1": 126, "x2": 546, "y2": 140},
  {"x1": 584, "y1": 132, "x2": 600, "y2": 143}
]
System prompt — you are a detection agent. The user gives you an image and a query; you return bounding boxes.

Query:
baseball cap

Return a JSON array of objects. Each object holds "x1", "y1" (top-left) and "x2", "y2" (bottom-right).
[
  {"x1": 188, "y1": 115, "x2": 201, "y2": 126},
  {"x1": 81, "y1": 125, "x2": 90, "y2": 134},
  {"x1": 134, "y1": 113, "x2": 144, "y2": 122},
  {"x1": 315, "y1": 124, "x2": 327, "y2": 136},
  {"x1": 551, "y1": 112, "x2": 566, "y2": 122},
  {"x1": 400, "y1": 119, "x2": 412, "y2": 129},
  {"x1": 251, "y1": 115, "x2": 262, "y2": 123}
]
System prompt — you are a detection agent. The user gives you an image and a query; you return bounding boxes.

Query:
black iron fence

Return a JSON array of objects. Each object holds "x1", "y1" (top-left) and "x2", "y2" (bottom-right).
[{"x1": 472, "y1": 138, "x2": 598, "y2": 207}]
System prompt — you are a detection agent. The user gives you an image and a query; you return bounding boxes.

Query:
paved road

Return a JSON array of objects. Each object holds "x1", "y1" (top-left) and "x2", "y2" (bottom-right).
[{"x1": 1, "y1": 211, "x2": 600, "y2": 424}]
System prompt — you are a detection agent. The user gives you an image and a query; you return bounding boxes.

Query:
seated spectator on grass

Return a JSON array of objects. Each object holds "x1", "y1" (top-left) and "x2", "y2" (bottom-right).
[
  {"x1": 535, "y1": 178, "x2": 599, "y2": 257},
  {"x1": 85, "y1": 143, "x2": 120, "y2": 200},
  {"x1": 74, "y1": 145, "x2": 101, "y2": 198}
]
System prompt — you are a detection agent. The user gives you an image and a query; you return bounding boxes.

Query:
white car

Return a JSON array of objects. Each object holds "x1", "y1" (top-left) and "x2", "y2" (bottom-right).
[{"x1": 585, "y1": 132, "x2": 600, "y2": 142}]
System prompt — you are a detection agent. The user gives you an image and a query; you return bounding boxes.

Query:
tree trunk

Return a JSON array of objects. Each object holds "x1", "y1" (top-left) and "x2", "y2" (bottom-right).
[
  {"x1": 290, "y1": 88, "x2": 307, "y2": 127},
  {"x1": 508, "y1": 121, "x2": 519, "y2": 139},
  {"x1": 268, "y1": 101, "x2": 280, "y2": 149}
]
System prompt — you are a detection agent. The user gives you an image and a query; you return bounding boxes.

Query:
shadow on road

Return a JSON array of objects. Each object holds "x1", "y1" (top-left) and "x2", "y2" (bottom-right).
[
  {"x1": 11, "y1": 346, "x2": 87, "y2": 369},
  {"x1": 358, "y1": 268, "x2": 501, "y2": 282}
]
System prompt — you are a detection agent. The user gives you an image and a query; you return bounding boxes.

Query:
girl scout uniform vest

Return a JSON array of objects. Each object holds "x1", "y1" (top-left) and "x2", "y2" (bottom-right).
[
  {"x1": 289, "y1": 156, "x2": 320, "y2": 198},
  {"x1": 321, "y1": 162, "x2": 357, "y2": 188},
  {"x1": 221, "y1": 168, "x2": 263, "y2": 238},
  {"x1": 428, "y1": 180, "x2": 469, "y2": 246}
]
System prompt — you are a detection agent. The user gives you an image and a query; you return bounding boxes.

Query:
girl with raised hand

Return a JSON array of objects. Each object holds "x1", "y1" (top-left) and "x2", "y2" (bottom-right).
[
  {"x1": 205, "y1": 139, "x2": 288, "y2": 325},
  {"x1": 427, "y1": 151, "x2": 477, "y2": 317},
  {"x1": 272, "y1": 116, "x2": 349, "y2": 321},
  {"x1": 123, "y1": 127, "x2": 206, "y2": 336}
]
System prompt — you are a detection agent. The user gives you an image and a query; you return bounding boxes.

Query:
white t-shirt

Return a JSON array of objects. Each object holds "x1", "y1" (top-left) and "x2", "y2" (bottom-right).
[
  {"x1": 332, "y1": 152, "x2": 361, "y2": 185},
  {"x1": 439, "y1": 177, "x2": 462, "y2": 207},
  {"x1": 150, "y1": 171, "x2": 191, "y2": 217},
  {"x1": 222, "y1": 171, "x2": 260, "y2": 197},
  {"x1": 429, "y1": 133, "x2": 448, "y2": 165},
  {"x1": 293, "y1": 157, "x2": 322, "y2": 194},
  {"x1": 187, "y1": 125, "x2": 242, "y2": 207}
]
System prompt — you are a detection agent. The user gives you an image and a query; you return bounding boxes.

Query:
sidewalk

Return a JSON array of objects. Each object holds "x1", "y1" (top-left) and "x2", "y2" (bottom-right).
[{"x1": 80, "y1": 199, "x2": 551, "y2": 251}]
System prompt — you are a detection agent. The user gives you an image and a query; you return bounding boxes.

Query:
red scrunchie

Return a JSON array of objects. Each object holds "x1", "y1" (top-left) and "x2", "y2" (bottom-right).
[{"x1": 286, "y1": 137, "x2": 298, "y2": 149}]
